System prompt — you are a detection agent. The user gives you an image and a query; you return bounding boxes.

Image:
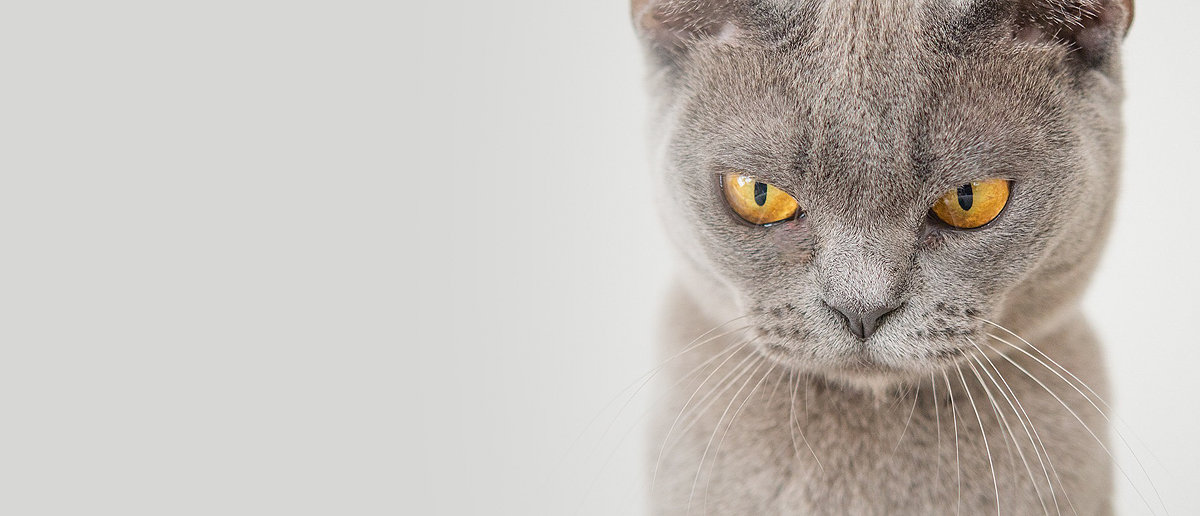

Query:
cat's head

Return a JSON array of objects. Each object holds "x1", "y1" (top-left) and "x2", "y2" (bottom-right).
[{"x1": 634, "y1": 0, "x2": 1133, "y2": 388}]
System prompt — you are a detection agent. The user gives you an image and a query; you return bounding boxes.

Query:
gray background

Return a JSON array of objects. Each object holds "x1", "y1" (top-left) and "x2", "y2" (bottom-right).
[{"x1": 1, "y1": 1, "x2": 1193, "y2": 515}]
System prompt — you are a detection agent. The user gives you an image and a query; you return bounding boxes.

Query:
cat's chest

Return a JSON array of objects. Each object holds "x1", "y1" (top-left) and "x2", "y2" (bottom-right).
[
  {"x1": 711, "y1": 389, "x2": 964, "y2": 515},
  {"x1": 652, "y1": 366, "x2": 1111, "y2": 516}
]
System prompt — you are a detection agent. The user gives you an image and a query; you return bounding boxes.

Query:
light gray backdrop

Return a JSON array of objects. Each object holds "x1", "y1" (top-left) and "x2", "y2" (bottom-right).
[{"x1": 1, "y1": 1, "x2": 1192, "y2": 515}]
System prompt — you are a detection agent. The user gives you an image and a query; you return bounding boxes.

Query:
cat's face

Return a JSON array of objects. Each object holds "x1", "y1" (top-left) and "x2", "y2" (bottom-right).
[{"x1": 637, "y1": 0, "x2": 1131, "y2": 387}]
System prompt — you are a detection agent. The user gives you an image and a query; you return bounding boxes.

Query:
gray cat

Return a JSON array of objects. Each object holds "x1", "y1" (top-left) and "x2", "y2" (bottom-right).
[{"x1": 632, "y1": 0, "x2": 1141, "y2": 514}]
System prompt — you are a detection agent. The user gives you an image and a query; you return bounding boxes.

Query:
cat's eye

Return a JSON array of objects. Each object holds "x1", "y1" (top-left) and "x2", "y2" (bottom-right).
[
  {"x1": 931, "y1": 178, "x2": 1010, "y2": 229},
  {"x1": 722, "y1": 173, "x2": 801, "y2": 226}
]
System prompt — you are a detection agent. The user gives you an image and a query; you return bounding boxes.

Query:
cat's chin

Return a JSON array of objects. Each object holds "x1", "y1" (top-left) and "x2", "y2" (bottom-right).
[
  {"x1": 758, "y1": 342, "x2": 958, "y2": 393},
  {"x1": 813, "y1": 366, "x2": 931, "y2": 395}
]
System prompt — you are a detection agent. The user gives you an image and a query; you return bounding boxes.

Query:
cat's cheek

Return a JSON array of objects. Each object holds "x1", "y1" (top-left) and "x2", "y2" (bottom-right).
[{"x1": 768, "y1": 220, "x2": 816, "y2": 264}]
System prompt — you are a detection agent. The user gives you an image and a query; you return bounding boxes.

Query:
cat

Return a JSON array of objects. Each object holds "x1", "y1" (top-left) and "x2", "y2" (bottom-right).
[{"x1": 632, "y1": 0, "x2": 1139, "y2": 514}]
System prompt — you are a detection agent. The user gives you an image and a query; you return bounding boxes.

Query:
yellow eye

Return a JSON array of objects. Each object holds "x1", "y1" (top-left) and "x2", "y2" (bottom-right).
[
  {"x1": 722, "y1": 173, "x2": 800, "y2": 226},
  {"x1": 931, "y1": 179, "x2": 1010, "y2": 229}
]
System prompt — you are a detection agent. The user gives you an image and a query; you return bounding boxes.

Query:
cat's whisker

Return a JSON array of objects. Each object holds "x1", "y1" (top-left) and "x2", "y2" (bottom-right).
[
  {"x1": 658, "y1": 315, "x2": 755, "y2": 372},
  {"x1": 969, "y1": 352, "x2": 1084, "y2": 516},
  {"x1": 579, "y1": 336, "x2": 755, "y2": 506},
  {"x1": 594, "y1": 323, "x2": 755, "y2": 441},
  {"x1": 648, "y1": 341, "x2": 755, "y2": 444},
  {"x1": 883, "y1": 383, "x2": 912, "y2": 414},
  {"x1": 789, "y1": 369, "x2": 824, "y2": 472},
  {"x1": 976, "y1": 342, "x2": 1081, "y2": 516},
  {"x1": 664, "y1": 349, "x2": 768, "y2": 459},
  {"x1": 889, "y1": 383, "x2": 920, "y2": 460},
  {"x1": 666, "y1": 354, "x2": 765, "y2": 509},
  {"x1": 983, "y1": 327, "x2": 1171, "y2": 513},
  {"x1": 931, "y1": 372, "x2": 942, "y2": 491},
  {"x1": 977, "y1": 317, "x2": 1119, "y2": 416},
  {"x1": 980, "y1": 339, "x2": 1164, "y2": 516},
  {"x1": 574, "y1": 337, "x2": 752, "y2": 516},
  {"x1": 704, "y1": 360, "x2": 779, "y2": 514},
  {"x1": 972, "y1": 360, "x2": 1021, "y2": 499},
  {"x1": 651, "y1": 338, "x2": 758, "y2": 497},
  {"x1": 964, "y1": 351, "x2": 1051, "y2": 516},
  {"x1": 976, "y1": 315, "x2": 1173, "y2": 484},
  {"x1": 563, "y1": 320, "x2": 753, "y2": 472},
  {"x1": 966, "y1": 340, "x2": 1070, "y2": 516},
  {"x1": 941, "y1": 370, "x2": 963, "y2": 516},
  {"x1": 763, "y1": 359, "x2": 789, "y2": 408},
  {"x1": 586, "y1": 329, "x2": 751, "y2": 462},
  {"x1": 686, "y1": 354, "x2": 767, "y2": 516},
  {"x1": 982, "y1": 329, "x2": 1174, "y2": 515},
  {"x1": 980, "y1": 316, "x2": 1171, "y2": 514},
  {"x1": 957, "y1": 356, "x2": 1001, "y2": 516},
  {"x1": 804, "y1": 371, "x2": 813, "y2": 419}
]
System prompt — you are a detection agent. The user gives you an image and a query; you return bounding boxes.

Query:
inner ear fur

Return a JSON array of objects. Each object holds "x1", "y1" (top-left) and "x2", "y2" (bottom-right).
[{"x1": 1016, "y1": 0, "x2": 1134, "y2": 65}]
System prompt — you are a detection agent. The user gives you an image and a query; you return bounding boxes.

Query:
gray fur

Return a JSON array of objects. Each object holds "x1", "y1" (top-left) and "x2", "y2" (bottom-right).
[{"x1": 633, "y1": 0, "x2": 1134, "y2": 514}]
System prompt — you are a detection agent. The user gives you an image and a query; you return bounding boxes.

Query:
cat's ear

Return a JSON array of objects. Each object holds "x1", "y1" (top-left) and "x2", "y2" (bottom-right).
[
  {"x1": 631, "y1": 0, "x2": 744, "y2": 61},
  {"x1": 1016, "y1": 0, "x2": 1134, "y2": 66}
]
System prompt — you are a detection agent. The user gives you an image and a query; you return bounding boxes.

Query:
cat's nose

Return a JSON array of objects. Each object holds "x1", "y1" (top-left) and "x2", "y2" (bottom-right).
[{"x1": 827, "y1": 301, "x2": 902, "y2": 340}]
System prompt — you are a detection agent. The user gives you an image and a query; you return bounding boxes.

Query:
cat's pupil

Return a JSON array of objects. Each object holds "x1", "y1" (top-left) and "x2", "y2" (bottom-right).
[
  {"x1": 956, "y1": 184, "x2": 974, "y2": 211},
  {"x1": 754, "y1": 182, "x2": 769, "y2": 207}
]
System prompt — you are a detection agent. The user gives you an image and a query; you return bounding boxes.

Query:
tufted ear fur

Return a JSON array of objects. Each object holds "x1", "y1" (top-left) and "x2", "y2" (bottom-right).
[
  {"x1": 631, "y1": 0, "x2": 745, "y2": 61},
  {"x1": 1016, "y1": 0, "x2": 1134, "y2": 66}
]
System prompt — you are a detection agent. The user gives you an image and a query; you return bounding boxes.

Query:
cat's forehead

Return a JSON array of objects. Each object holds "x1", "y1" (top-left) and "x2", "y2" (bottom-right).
[
  {"x1": 675, "y1": 2, "x2": 1069, "y2": 195},
  {"x1": 745, "y1": 0, "x2": 1002, "y2": 52},
  {"x1": 682, "y1": 0, "x2": 1040, "y2": 85}
]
